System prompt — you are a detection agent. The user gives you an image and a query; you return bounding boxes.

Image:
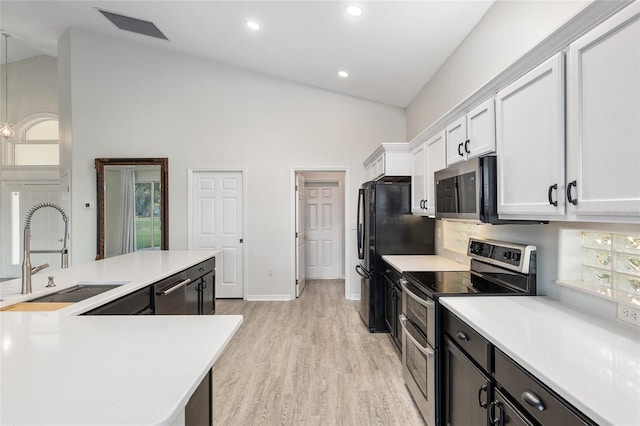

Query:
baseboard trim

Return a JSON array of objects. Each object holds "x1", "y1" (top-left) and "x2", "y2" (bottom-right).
[{"x1": 245, "y1": 295, "x2": 292, "y2": 301}]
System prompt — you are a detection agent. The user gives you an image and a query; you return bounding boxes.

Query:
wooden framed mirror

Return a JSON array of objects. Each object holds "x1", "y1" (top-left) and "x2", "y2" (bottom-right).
[{"x1": 95, "y1": 158, "x2": 169, "y2": 260}]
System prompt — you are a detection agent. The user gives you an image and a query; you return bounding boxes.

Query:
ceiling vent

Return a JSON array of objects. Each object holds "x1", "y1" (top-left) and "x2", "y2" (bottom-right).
[{"x1": 98, "y1": 9, "x2": 168, "y2": 40}]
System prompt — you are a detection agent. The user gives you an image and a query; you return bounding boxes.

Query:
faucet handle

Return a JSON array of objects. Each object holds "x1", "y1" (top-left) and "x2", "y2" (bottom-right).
[{"x1": 46, "y1": 276, "x2": 56, "y2": 288}]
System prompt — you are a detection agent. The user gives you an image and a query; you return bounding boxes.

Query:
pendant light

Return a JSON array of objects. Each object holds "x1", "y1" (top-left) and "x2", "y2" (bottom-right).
[{"x1": 0, "y1": 33, "x2": 15, "y2": 139}]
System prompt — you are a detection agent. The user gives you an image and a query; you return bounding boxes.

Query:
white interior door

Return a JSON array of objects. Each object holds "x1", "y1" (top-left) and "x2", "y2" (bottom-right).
[
  {"x1": 306, "y1": 182, "x2": 341, "y2": 279},
  {"x1": 191, "y1": 171, "x2": 244, "y2": 298},
  {"x1": 2, "y1": 183, "x2": 61, "y2": 278},
  {"x1": 295, "y1": 174, "x2": 306, "y2": 297}
]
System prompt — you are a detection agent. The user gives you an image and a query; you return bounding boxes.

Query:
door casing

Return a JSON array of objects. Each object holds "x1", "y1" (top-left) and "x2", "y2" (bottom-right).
[{"x1": 290, "y1": 167, "x2": 351, "y2": 300}]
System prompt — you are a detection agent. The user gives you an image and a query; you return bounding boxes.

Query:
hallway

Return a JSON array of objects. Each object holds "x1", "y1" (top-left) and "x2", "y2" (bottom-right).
[{"x1": 213, "y1": 280, "x2": 424, "y2": 425}]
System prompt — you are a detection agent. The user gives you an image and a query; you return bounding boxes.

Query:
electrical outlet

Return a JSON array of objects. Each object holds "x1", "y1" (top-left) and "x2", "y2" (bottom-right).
[
  {"x1": 617, "y1": 304, "x2": 640, "y2": 327},
  {"x1": 267, "y1": 269, "x2": 273, "y2": 278}
]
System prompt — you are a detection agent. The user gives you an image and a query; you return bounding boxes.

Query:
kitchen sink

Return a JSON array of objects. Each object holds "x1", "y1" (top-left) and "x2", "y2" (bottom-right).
[{"x1": 28, "y1": 282, "x2": 127, "y2": 303}]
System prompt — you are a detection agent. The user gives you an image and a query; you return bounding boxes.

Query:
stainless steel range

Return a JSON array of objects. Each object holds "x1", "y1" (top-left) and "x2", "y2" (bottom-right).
[{"x1": 398, "y1": 238, "x2": 536, "y2": 426}]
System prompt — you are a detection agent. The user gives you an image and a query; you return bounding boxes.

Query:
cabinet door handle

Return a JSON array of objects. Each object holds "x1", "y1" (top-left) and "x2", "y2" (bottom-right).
[
  {"x1": 455, "y1": 331, "x2": 469, "y2": 342},
  {"x1": 477, "y1": 384, "x2": 488, "y2": 408},
  {"x1": 458, "y1": 142, "x2": 464, "y2": 156},
  {"x1": 566, "y1": 180, "x2": 578, "y2": 205},
  {"x1": 157, "y1": 278, "x2": 191, "y2": 296},
  {"x1": 548, "y1": 184, "x2": 558, "y2": 206},
  {"x1": 419, "y1": 199, "x2": 424, "y2": 209},
  {"x1": 489, "y1": 401, "x2": 503, "y2": 425},
  {"x1": 521, "y1": 390, "x2": 545, "y2": 411},
  {"x1": 464, "y1": 139, "x2": 470, "y2": 154}
]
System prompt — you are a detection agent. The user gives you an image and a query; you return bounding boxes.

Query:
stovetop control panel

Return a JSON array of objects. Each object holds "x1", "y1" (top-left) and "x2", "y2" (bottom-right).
[{"x1": 468, "y1": 238, "x2": 536, "y2": 274}]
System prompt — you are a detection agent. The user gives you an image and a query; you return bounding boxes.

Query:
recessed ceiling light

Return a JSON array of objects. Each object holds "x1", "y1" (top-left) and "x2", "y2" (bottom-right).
[
  {"x1": 246, "y1": 21, "x2": 261, "y2": 31},
  {"x1": 345, "y1": 5, "x2": 363, "y2": 17},
  {"x1": 338, "y1": 70, "x2": 349, "y2": 78}
]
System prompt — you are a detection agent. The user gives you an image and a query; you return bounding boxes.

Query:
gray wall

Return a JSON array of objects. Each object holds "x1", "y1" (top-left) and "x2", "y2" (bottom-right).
[
  {"x1": 406, "y1": 0, "x2": 589, "y2": 140},
  {"x1": 58, "y1": 28, "x2": 405, "y2": 300}
]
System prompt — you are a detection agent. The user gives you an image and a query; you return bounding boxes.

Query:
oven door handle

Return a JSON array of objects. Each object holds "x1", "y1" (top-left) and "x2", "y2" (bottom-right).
[
  {"x1": 399, "y1": 314, "x2": 435, "y2": 358},
  {"x1": 401, "y1": 280, "x2": 435, "y2": 309}
]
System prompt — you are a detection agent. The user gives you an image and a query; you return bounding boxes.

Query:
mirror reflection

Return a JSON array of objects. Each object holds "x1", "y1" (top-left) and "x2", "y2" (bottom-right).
[{"x1": 95, "y1": 158, "x2": 168, "y2": 259}]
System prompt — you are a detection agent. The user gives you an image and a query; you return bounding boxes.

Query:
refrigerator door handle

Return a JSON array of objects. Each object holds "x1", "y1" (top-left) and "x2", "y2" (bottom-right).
[
  {"x1": 357, "y1": 188, "x2": 365, "y2": 259},
  {"x1": 355, "y1": 264, "x2": 371, "y2": 279}
]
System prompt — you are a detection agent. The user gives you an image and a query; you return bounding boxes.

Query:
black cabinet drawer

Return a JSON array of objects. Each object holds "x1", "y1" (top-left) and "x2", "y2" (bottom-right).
[
  {"x1": 185, "y1": 257, "x2": 215, "y2": 281},
  {"x1": 494, "y1": 348, "x2": 594, "y2": 426},
  {"x1": 383, "y1": 262, "x2": 402, "y2": 285},
  {"x1": 84, "y1": 286, "x2": 151, "y2": 315},
  {"x1": 444, "y1": 309, "x2": 490, "y2": 372}
]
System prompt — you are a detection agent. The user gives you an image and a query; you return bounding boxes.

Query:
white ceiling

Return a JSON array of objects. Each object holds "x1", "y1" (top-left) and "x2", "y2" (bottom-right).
[{"x1": 1, "y1": 1, "x2": 494, "y2": 107}]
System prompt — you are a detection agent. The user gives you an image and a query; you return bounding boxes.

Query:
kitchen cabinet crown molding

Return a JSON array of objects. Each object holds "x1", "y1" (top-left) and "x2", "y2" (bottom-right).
[
  {"x1": 408, "y1": 0, "x2": 633, "y2": 151},
  {"x1": 363, "y1": 142, "x2": 410, "y2": 166}
]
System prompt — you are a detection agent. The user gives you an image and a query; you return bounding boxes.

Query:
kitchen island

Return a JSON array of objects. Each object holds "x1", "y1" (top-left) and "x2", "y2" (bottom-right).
[{"x1": 0, "y1": 251, "x2": 243, "y2": 425}]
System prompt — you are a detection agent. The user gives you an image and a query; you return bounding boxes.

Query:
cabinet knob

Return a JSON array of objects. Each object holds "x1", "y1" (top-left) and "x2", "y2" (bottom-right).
[
  {"x1": 521, "y1": 390, "x2": 545, "y2": 411},
  {"x1": 456, "y1": 331, "x2": 469, "y2": 342}
]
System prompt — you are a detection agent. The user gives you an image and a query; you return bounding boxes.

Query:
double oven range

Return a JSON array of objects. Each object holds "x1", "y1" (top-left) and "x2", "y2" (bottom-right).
[{"x1": 399, "y1": 238, "x2": 537, "y2": 426}]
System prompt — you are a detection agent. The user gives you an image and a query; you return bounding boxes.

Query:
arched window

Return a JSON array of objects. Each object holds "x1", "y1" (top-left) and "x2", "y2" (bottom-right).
[{"x1": 4, "y1": 113, "x2": 60, "y2": 166}]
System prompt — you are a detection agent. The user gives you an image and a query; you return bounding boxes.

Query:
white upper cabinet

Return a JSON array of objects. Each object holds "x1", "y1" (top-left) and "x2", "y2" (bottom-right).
[
  {"x1": 496, "y1": 53, "x2": 565, "y2": 217},
  {"x1": 363, "y1": 143, "x2": 411, "y2": 181},
  {"x1": 411, "y1": 142, "x2": 427, "y2": 214},
  {"x1": 567, "y1": 1, "x2": 640, "y2": 220},
  {"x1": 411, "y1": 130, "x2": 446, "y2": 216},
  {"x1": 446, "y1": 98, "x2": 496, "y2": 166}
]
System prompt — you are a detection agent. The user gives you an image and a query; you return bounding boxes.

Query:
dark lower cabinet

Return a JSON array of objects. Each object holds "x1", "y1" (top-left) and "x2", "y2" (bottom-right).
[
  {"x1": 383, "y1": 263, "x2": 402, "y2": 351},
  {"x1": 84, "y1": 286, "x2": 152, "y2": 315},
  {"x1": 185, "y1": 369, "x2": 213, "y2": 426},
  {"x1": 490, "y1": 389, "x2": 534, "y2": 426},
  {"x1": 85, "y1": 256, "x2": 216, "y2": 316},
  {"x1": 443, "y1": 337, "x2": 491, "y2": 426},
  {"x1": 200, "y1": 271, "x2": 215, "y2": 314},
  {"x1": 442, "y1": 308, "x2": 597, "y2": 426}
]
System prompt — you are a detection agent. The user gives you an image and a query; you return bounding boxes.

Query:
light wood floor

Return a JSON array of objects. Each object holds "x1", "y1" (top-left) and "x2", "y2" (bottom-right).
[{"x1": 213, "y1": 279, "x2": 425, "y2": 425}]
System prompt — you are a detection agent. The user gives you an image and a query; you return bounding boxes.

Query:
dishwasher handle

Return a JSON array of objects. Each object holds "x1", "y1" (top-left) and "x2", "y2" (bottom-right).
[{"x1": 156, "y1": 278, "x2": 191, "y2": 296}]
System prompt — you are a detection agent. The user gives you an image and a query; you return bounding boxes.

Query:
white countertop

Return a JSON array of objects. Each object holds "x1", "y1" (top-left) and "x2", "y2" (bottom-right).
[
  {"x1": 1, "y1": 313, "x2": 242, "y2": 425},
  {"x1": 439, "y1": 296, "x2": 640, "y2": 426},
  {"x1": 382, "y1": 255, "x2": 469, "y2": 272},
  {"x1": 0, "y1": 250, "x2": 244, "y2": 426}
]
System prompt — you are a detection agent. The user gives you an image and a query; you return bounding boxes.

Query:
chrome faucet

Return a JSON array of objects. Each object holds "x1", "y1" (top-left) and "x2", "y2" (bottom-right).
[{"x1": 22, "y1": 203, "x2": 69, "y2": 294}]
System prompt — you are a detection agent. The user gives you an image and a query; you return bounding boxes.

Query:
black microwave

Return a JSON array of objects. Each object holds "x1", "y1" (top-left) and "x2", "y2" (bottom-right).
[{"x1": 434, "y1": 155, "x2": 503, "y2": 224}]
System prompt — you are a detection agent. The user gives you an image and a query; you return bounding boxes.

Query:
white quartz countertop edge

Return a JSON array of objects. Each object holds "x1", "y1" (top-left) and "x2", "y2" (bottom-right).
[
  {"x1": 439, "y1": 296, "x2": 640, "y2": 426},
  {"x1": 0, "y1": 250, "x2": 220, "y2": 314},
  {"x1": 381, "y1": 255, "x2": 469, "y2": 272},
  {"x1": 1, "y1": 313, "x2": 243, "y2": 425}
]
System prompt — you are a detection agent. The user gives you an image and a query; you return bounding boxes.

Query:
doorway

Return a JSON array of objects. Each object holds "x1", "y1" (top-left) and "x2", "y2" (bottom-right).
[
  {"x1": 291, "y1": 168, "x2": 350, "y2": 299},
  {"x1": 188, "y1": 169, "x2": 245, "y2": 299},
  {"x1": 1, "y1": 182, "x2": 62, "y2": 278}
]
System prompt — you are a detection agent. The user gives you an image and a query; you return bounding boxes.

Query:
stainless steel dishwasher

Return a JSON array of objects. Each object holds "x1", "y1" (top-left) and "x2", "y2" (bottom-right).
[{"x1": 154, "y1": 272, "x2": 199, "y2": 315}]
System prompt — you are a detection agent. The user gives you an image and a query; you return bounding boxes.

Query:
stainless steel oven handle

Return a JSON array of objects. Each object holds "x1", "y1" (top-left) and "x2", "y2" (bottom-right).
[
  {"x1": 400, "y1": 280, "x2": 435, "y2": 309},
  {"x1": 399, "y1": 314, "x2": 435, "y2": 358},
  {"x1": 157, "y1": 278, "x2": 191, "y2": 296}
]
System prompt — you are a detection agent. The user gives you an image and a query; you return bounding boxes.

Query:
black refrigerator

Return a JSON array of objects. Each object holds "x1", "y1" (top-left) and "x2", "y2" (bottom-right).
[{"x1": 356, "y1": 177, "x2": 435, "y2": 332}]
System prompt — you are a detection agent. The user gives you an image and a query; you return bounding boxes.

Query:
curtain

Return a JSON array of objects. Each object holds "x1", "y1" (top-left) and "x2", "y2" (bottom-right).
[{"x1": 120, "y1": 168, "x2": 136, "y2": 254}]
